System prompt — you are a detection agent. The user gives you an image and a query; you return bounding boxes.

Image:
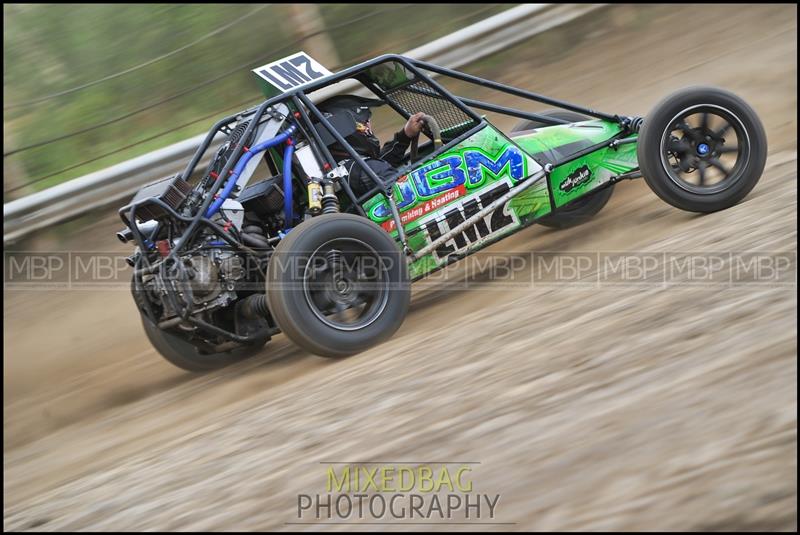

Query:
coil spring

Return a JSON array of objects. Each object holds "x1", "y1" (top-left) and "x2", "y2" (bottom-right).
[
  {"x1": 629, "y1": 116, "x2": 644, "y2": 133},
  {"x1": 321, "y1": 192, "x2": 340, "y2": 215},
  {"x1": 325, "y1": 249, "x2": 343, "y2": 276},
  {"x1": 228, "y1": 120, "x2": 251, "y2": 147}
]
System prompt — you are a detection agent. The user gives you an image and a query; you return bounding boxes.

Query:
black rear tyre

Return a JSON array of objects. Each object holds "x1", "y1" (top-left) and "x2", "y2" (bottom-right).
[
  {"x1": 637, "y1": 86, "x2": 767, "y2": 212},
  {"x1": 513, "y1": 110, "x2": 615, "y2": 229},
  {"x1": 132, "y1": 277, "x2": 265, "y2": 372},
  {"x1": 266, "y1": 213, "x2": 410, "y2": 358},
  {"x1": 139, "y1": 314, "x2": 265, "y2": 372}
]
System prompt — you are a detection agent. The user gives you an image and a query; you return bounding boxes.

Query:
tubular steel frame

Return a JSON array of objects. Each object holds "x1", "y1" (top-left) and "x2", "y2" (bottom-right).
[{"x1": 122, "y1": 54, "x2": 639, "y2": 345}]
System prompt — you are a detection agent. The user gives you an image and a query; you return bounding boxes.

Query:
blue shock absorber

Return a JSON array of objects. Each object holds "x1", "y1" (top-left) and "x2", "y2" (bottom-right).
[
  {"x1": 282, "y1": 140, "x2": 295, "y2": 231},
  {"x1": 205, "y1": 125, "x2": 297, "y2": 219}
]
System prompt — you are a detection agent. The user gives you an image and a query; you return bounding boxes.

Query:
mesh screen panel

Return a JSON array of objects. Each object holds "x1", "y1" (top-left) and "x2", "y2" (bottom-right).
[{"x1": 384, "y1": 79, "x2": 478, "y2": 140}]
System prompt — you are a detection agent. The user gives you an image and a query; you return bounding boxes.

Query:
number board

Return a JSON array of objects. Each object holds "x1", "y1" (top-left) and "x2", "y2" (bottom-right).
[{"x1": 251, "y1": 52, "x2": 333, "y2": 97}]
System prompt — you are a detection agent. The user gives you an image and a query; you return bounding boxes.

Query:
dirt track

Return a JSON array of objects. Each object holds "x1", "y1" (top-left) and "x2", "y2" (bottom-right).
[{"x1": 3, "y1": 5, "x2": 797, "y2": 531}]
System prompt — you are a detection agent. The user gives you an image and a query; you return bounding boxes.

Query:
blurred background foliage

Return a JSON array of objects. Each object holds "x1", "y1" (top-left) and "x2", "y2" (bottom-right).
[{"x1": 3, "y1": 3, "x2": 513, "y2": 198}]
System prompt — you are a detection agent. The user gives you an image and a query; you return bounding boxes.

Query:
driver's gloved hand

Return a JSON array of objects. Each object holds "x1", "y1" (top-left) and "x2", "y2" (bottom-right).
[{"x1": 403, "y1": 112, "x2": 427, "y2": 138}]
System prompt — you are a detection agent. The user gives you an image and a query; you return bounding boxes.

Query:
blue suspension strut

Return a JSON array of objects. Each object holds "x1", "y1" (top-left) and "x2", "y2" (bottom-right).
[{"x1": 282, "y1": 140, "x2": 295, "y2": 231}]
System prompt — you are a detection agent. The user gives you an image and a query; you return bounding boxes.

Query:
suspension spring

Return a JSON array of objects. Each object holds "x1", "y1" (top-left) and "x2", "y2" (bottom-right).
[
  {"x1": 321, "y1": 182, "x2": 340, "y2": 214},
  {"x1": 629, "y1": 116, "x2": 644, "y2": 133},
  {"x1": 324, "y1": 248, "x2": 346, "y2": 279}
]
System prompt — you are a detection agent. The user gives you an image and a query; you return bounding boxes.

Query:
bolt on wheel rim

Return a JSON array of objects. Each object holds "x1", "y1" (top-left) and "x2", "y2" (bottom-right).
[
  {"x1": 302, "y1": 238, "x2": 390, "y2": 331},
  {"x1": 659, "y1": 104, "x2": 750, "y2": 195}
]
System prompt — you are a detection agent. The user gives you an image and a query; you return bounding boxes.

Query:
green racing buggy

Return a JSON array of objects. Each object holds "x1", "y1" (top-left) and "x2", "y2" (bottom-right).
[{"x1": 117, "y1": 53, "x2": 768, "y2": 371}]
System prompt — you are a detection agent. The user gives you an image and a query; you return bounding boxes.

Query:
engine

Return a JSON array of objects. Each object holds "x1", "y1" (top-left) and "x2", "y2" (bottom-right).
[
  {"x1": 185, "y1": 249, "x2": 245, "y2": 308},
  {"x1": 119, "y1": 105, "x2": 303, "y2": 350}
]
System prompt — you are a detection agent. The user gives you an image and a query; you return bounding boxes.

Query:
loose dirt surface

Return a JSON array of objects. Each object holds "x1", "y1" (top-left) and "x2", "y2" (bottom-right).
[{"x1": 4, "y1": 5, "x2": 797, "y2": 531}]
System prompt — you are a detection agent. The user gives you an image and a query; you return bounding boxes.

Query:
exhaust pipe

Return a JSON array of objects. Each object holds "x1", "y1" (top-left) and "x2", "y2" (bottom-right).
[{"x1": 117, "y1": 219, "x2": 159, "y2": 243}]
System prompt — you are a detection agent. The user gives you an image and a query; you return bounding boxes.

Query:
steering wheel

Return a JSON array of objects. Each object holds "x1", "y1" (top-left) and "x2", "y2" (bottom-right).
[{"x1": 409, "y1": 114, "x2": 442, "y2": 162}]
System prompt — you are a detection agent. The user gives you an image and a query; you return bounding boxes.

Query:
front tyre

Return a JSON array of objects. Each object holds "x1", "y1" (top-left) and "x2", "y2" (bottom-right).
[
  {"x1": 637, "y1": 86, "x2": 767, "y2": 212},
  {"x1": 266, "y1": 213, "x2": 410, "y2": 358}
]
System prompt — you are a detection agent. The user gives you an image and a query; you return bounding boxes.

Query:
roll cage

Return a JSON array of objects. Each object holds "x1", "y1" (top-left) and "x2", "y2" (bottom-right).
[
  {"x1": 120, "y1": 53, "x2": 644, "y2": 349},
  {"x1": 124, "y1": 53, "x2": 640, "y2": 276}
]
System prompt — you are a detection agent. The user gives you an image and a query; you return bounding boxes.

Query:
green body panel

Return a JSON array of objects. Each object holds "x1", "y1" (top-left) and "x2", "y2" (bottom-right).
[
  {"x1": 512, "y1": 120, "x2": 639, "y2": 207},
  {"x1": 362, "y1": 120, "x2": 639, "y2": 279}
]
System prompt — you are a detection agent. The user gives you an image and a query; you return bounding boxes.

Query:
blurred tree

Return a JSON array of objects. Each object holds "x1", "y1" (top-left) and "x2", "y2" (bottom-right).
[
  {"x1": 286, "y1": 4, "x2": 341, "y2": 68},
  {"x1": 2, "y1": 3, "x2": 512, "y2": 197}
]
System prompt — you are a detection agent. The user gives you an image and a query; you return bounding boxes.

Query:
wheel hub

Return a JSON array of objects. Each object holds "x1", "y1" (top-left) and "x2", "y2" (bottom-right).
[
  {"x1": 333, "y1": 275, "x2": 352, "y2": 296},
  {"x1": 662, "y1": 106, "x2": 747, "y2": 193},
  {"x1": 672, "y1": 127, "x2": 723, "y2": 170},
  {"x1": 303, "y1": 239, "x2": 391, "y2": 330}
]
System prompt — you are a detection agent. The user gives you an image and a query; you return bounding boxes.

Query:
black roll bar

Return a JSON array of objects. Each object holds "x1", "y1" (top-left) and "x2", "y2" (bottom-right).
[{"x1": 409, "y1": 57, "x2": 621, "y2": 123}]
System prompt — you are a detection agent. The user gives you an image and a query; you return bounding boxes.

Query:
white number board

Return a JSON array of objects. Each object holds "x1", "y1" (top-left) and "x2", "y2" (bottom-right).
[{"x1": 252, "y1": 51, "x2": 333, "y2": 93}]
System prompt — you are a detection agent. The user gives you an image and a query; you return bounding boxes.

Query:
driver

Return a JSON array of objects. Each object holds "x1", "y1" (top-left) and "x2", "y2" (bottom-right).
[{"x1": 314, "y1": 95, "x2": 426, "y2": 197}]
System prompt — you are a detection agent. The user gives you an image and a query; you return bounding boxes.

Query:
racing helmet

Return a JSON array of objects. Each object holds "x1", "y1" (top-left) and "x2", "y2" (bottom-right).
[{"x1": 314, "y1": 95, "x2": 385, "y2": 159}]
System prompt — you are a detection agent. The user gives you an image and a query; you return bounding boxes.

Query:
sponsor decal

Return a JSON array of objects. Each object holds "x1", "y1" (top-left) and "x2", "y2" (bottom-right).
[
  {"x1": 370, "y1": 145, "x2": 527, "y2": 221},
  {"x1": 559, "y1": 164, "x2": 592, "y2": 192},
  {"x1": 381, "y1": 185, "x2": 466, "y2": 232},
  {"x1": 417, "y1": 180, "x2": 520, "y2": 262}
]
